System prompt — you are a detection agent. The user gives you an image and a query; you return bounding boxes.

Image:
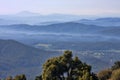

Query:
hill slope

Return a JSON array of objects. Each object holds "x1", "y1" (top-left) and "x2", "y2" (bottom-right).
[
  {"x1": 0, "y1": 22, "x2": 106, "y2": 34},
  {"x1": 77, "y1": 18, "x2": 120, "y2": 26},
  {"x1": 0, "y1": 39, "x2": 58, "y2": 79}
]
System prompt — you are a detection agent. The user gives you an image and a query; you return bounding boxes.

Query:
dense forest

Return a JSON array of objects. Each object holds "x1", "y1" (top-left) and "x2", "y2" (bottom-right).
[{"x1": 2, "y1": 50, "x2": 120, "y2": 80}]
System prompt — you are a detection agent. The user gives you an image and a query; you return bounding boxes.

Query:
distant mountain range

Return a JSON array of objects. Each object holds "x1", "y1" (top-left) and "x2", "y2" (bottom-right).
[
  {"x1": 77, "y1": 18, "x2": 120, "y2": 26},
  {"x1": 0, "y1": 11, "x2": 120, "y2": 26},
  {"x1": 0, "y1": 22, "x2": 120, "y2": 37},
  {"x1": 15, "y1": 11, "x2": 41, "y2": 17},
  {"x1": 0, "y1": 12, "x2": 83, "y2": 25},
  {"x1": 0, "y1": 14, "x2": 120, "y2": 79}
]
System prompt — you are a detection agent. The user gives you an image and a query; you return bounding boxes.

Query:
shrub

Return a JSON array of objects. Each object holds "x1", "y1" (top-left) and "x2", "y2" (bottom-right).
[
  {"x1": 97, "y1": 69, "x2": 112, "y2": 80},
  {"x1": 111, "y1": 69, "x2": 120, "y2": 80}
]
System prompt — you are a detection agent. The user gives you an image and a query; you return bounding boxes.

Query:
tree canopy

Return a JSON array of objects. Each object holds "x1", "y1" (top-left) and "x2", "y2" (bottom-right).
[{"x1": 36, "y1": 50, "x2": 98, "y2": 80}]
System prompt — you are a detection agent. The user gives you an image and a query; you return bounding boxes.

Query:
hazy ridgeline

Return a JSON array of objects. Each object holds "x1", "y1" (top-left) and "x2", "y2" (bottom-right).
[{"x1": 0, "y1": 15, "x2": 120, "y2": 79}]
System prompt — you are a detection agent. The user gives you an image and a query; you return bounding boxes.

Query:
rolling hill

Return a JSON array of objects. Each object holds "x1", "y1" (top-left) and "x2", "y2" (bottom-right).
[
  {"x1": 0, "y1": 39, "x2": 114, "y2": 79},
  {"x1": 0, "y1": 22, "x2": 106, "y2": 34},
  {"x1": 77, "y1": 18, "x2": 120, "y2": 26},
  {"x1": 0, "y1": 20, "x2": 120, "y2": 79},
  {"x1": 0, "y1": 39, "x2": 59, "y2": 79},
  {"x1": 0, "y1": 13, "x2": 82, "y2": 25},
  {"x1": 1, "y1": 22, "x2": 120, "y2": 37}
]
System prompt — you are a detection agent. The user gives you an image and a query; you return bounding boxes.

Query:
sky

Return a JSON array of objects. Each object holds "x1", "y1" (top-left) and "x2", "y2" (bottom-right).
[{"x1": 0, "y1": 0, "x2": 120, "y2": 15}]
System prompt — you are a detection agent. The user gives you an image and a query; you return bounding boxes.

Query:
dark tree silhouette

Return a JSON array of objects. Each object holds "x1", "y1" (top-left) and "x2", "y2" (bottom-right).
[
  {"x1": 36, "y1": 50, "x2": 98, "y2": 80},
  {"x1": 112, "y1": 61, "x2": 120, "y2": 70}
]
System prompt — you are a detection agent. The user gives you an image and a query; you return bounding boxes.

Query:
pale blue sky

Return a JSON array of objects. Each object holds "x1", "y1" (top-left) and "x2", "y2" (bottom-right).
[{"x1": 0, "y1": 0, "x2": 120, "y2": 15}]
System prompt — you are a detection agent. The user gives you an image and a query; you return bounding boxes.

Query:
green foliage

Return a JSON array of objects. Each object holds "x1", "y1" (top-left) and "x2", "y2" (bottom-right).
[
  {"x1": 35, "y1": 75, "x2": 42, "y2": 80},
  {"x1": 14, "y1": 74, "x2": 26, "y2": 80},
  {"x1": 91, "y1": 73, "x2": 99, "y2": 80},
  {"x1": 112, "y1": 61, "x2": 120, "y2": 70},
  {"x1": 5, "y1": 74, "x2": 26, "y2": 80},
  {"x1": 80, "y1": 72, "x2": 91, "y2": 80},
  {"x1": 3, "y1": 51, "x2": 120, "y2": 80},
  {"x1": 63, "y1": 50, "x2": 72, "y2": 59},
  {"x1": 38, "y1": 50, "x2": 97, "y2": 80}
]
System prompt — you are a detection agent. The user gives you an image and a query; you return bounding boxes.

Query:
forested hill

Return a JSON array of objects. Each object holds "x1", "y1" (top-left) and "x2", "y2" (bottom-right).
[{"x1": 0, "y1": 39, "x2": 58, "y2": 79}]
